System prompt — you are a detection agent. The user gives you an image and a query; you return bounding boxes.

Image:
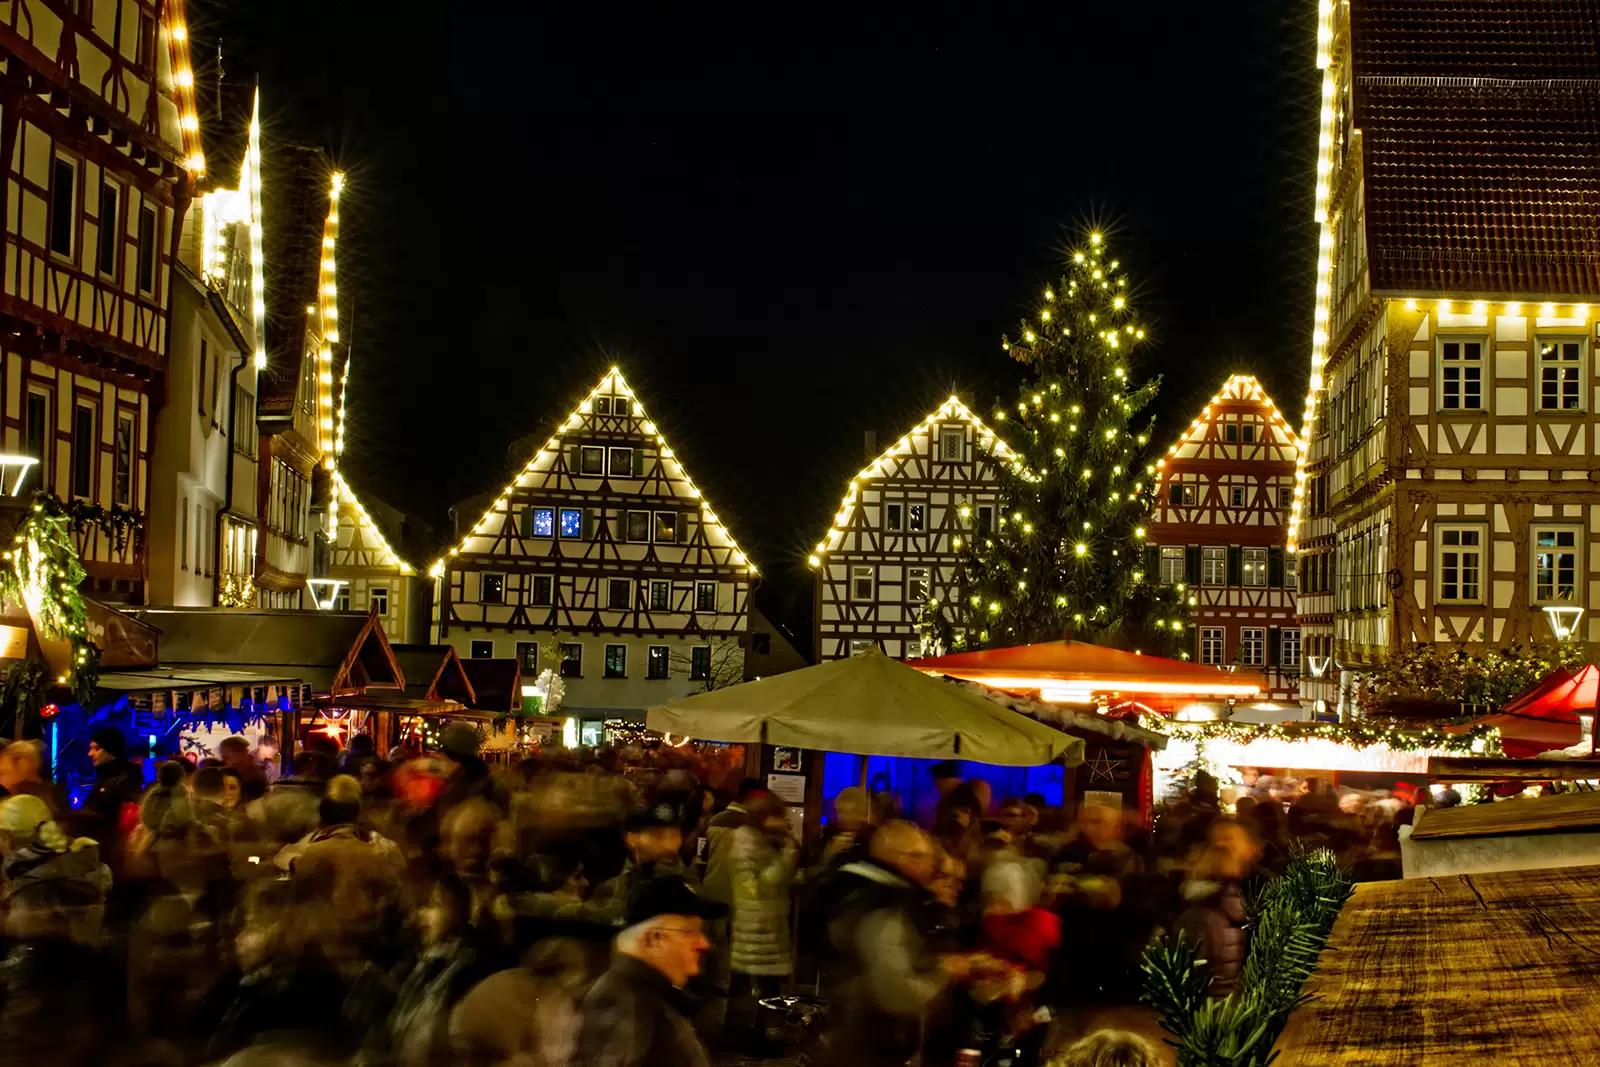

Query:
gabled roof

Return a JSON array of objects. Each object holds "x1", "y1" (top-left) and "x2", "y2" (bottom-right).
[
  {"x1": 432, "y1": 367, "x2": 757, "y2": 576},
  {"x1": 423, "y1": 645, "x2": 477, "y2": 706},
  {"x1": 260, "y1": 146, "x2": 340, "y2": 414},
  {"x1": 460, "y1": 659, "x2": 521, "y2": 714},
  {"x1": 161, "y1": 0, "x2": 206, "y2": 174},
  {"x1": 328, "y1": 609, "x2": 405, "y2": 696},
  {"x1": 810, "y1": 395, "x2": 1012, "y2": 566},
  {"x1": 1349, "y1": 0, "x2": 1600, "y2": 298},
  {"x1": 331, "y1": 470, "x2": 415, "y2": 574},
  {"x1": 1156, "y1": 374, "x2": 1300, "y2": 466}
]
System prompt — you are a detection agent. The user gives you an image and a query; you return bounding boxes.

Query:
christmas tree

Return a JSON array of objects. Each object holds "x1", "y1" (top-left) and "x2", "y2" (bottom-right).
[{"x1": 926, "y1": 232, "x2": 1191, "y2": 655}]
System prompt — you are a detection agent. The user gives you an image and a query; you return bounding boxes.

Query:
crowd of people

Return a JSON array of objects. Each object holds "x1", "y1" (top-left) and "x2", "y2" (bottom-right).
[{"x1": 0, "y1": 723, "x2": 1448, "y2": 1067}]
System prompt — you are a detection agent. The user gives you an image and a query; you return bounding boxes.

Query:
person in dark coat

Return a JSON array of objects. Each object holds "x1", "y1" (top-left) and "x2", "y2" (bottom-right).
[
  {"x1": 1175, "y1": 819, "x2": 1260, "y2": 998},
  {"x1": 79, "y1": 725, "x2": 142, "y2": 874},
  {"x1": 573, "y1": 874, "x2": 727, "y2": 1067}
]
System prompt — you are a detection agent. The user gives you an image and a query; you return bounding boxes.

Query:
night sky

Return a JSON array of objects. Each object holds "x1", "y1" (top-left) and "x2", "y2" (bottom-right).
[{"x1": 193, "y1": 1, "x2": 1322, "y2": 643}]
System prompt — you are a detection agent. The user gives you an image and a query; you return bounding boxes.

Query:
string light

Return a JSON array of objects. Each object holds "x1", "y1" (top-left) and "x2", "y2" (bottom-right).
[{"x1": 165, "y1": 0, "x2": 205, "y2": 174}]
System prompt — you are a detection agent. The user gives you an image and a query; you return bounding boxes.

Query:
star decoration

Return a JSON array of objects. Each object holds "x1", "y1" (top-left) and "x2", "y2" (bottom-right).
[{"x1": 1085, "y1": 750, "x2": 1125, "y2": 785}]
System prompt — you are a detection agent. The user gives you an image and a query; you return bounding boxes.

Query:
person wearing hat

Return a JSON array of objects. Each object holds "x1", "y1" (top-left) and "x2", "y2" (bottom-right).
[
  {"x1": 573, "y1": 874, "x2": 726, "y2": 1067},
  {"x1": 589, "y1": 799, "x2": 695, "y2": 925},
  {"x1": 79, "y1": 725, "x2": 142, "y2": 871}
]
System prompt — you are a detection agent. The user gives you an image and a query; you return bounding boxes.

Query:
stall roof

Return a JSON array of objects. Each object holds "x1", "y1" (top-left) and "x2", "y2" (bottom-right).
[
  {"x1": 907, "y1": 641, "x2": 1262, "y2": 700},
  {"x1": 1273, "y1": 864, "x2": 1600, "y2": 1063},
  {"x1": 133, "y1": 608, "x2": 374, "y2": 668},
  {"x1": 1501, "y1": 665, "x2": 1600, "y2": 719},
  {"x1": 460, "y1": 659, "x2": 520, "y2": 713},
  {"x1": 1410, "y1": 791, "x2": 1600, "y2": 842},
  {"x1": 951, "y1": 680, "x2": 1168, "y2": 750},
  {"x1": 317, "y1": 690, "x2": 465, "y2": 716},
  {"x1": 96, "y1": 667, "x2": 307, "y2": 694}
]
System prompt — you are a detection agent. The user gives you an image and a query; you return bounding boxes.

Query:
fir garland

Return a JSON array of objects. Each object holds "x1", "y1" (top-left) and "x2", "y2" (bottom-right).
[
  {"x1": 1142, "y1": 846, "x2": 1355, "y2": 1066},
  {"x1": 36, "y1": 493, "x2": 146, "y2": 555},
  {"x1": 0, "y1": 497, "x2": 100, "y2": 709},
  {"x1": 1144, "y1": 716, "x2": 1501, "y2": 757}
]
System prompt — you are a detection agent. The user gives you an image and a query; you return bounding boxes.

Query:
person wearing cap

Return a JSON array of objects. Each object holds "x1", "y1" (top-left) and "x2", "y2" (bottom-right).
[
  {"x1": 78, "y1": 725, "x2": 142, "y2": 871},
  {"x1": 573, "y1": 874, "x2": 725, "y2": 1067},
  {"x1": 589, "y1": 799, "x2": 695, "y2": 925}
]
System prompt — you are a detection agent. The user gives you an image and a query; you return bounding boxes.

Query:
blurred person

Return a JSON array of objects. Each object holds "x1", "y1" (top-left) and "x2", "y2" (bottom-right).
[
  {"x1": 0, "y1": 740, "x2": 42, "y2": 799},
  {"x1": 219, "y1": 735, "x2": 267, "y2": 796},
  {"x1": 388, "y1": 875, "x2": 484, "y2": 1067},
  {"x1": 591, "y1": 800, "x2": 691, "y2": 923},
  {"x1": 450, "y1": 937, "x2": 590, "y2": 1067},
  {"x1": 1052, "y1": 803, "x2": 1150, "y2": 1003},
  {"x1": 256, "y1": 734, "x2": 282, "y2": 785},
  {"x1": 680, "y1": 783, "x2": 717, "y2": 866},
  {"x1": 251, "y1": 750, "x2": 326, "y2": 852},
  {"x1": 933, "y1": 782, "x2": 985, "y2": 867},
  {"x1": 80, "y1": 724, "x2": 142, "y2": 871},
  {"x1": 700, "y1": 777, "x2": 764, "y2": 903},
  {"x1": 932, "y1": 760, "x2": 962, "y2": 797},
  {"x1": 1176, "y1": 819, "x2": 1261, "y2": 998},
  {"x1": 573, "y1": 874, "x2": 726, "y2": 1067},
  {"x1": 727, "y1": 794, "x2": 799, "y2": 1049},
  {"x1": 1048, "y1": 1029, "x2": 1161, "y2": 1067},
  {"x1": 219, "y1": 767, "x2": 244, "y2": 810},
  {"x1": 806, "y1": 785, "x2": 872, "y2": 881}
]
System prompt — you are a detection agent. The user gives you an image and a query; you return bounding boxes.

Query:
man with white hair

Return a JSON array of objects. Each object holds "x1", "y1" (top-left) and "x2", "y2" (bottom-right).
[{"x1": 573, "y1": 874, "x2": 726, "y2": 1067}]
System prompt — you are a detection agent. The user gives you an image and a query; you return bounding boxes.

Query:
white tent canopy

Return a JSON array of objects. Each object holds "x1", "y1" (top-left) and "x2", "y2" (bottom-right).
[{"x1": 648, "y1": 650, "x2": 1084, "y2": 767}]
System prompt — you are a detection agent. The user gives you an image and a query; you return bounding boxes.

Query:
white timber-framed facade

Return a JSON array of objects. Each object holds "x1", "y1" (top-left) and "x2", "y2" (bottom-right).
[
  {"x1": 810, "y1": 396, "x2": 1012, "y2": 661},
  {"x1": 1290, "y1": 0, "x2": 1600, "y2": 716}
]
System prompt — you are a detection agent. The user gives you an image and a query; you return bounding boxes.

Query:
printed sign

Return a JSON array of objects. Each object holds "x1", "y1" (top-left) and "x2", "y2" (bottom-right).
[{"x1": 766, "y1": 772, "x2": 806, "y2": 803}]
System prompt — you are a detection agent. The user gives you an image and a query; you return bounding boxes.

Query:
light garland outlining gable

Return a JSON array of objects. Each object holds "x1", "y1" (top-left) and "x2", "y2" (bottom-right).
[
  {"x1": 1153, "y1": 374, "x2": 1301, "y2": 473},
  {"x1": 197, "y1": 92, "x2": 267, "y2": 370},
  {"x1": 428, "y1": 367, "x2": 758, "y2": 578},
  {"x1": 316, "y1": 174, "x2": 344, "y2": 463},
  {"x1": 163, "y1": 0, "x2": 206, "y2": 175}
]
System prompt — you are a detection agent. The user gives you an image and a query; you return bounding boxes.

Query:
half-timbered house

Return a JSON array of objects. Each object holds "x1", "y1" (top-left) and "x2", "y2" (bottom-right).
[
  {"x1": 323, "y1": 469, "x2": 428, "y2": 643},
  {"x1": 432, "y1": 368, "x2": 756, "y2": 719},
  {"x1": 254, "y1": 154, "x2": 341, "y2": 609},
  {"x1": 149, "y1": 89, "x2": 263, "y2": 607},
  {"x1": 1291, "y1": 0, "x2": 1600, "y2": 716},
  {"x1": 809, "y1": 396, "x2": 1011, "y2": 661},
  {"x1": 0, "y1": 0, "x2": 203, "y2": 602},
  {"x1": 1148, "y1": 375, "x2": 1301, "y2": 703}
]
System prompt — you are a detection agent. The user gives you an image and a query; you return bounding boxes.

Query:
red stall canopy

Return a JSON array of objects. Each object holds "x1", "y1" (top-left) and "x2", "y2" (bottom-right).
[
  {"x1": 906, "y1": 640, "x2": 1263, "y2": 711},
  {"x1": 1465, "y1": 665, "x2": 1598, "y2": 758}
]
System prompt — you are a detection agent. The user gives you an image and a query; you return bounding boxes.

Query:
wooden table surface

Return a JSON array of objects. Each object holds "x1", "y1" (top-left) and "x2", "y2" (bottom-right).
[{"x1": 1273, "y1": 864, "x2": 1600, "y2": 1064}]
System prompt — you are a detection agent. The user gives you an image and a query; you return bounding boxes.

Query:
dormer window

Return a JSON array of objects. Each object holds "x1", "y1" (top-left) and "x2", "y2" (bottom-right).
[
  {"x1": 940, "y1": 428, "x2": 964, "y2": 461},
  {"x1": 594, "y1": 396, "x2": 612, "y2": 415},
  {"x1": 614, "y1": 398, "x2": 632, "y2": 417}
]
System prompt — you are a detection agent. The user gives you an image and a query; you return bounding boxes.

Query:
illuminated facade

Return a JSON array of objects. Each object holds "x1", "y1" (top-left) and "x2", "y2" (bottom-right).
[
  {"x1": 1148, "y1": 376, "x2": 1301, "y2": 702},
  {"x1": 1291, "y1": 0, "x2": 1600, "y2": 715},
  {"x1": 810, "y1": 397, "x2": 1011, "y2": 660},
  {"x1": 432, "y1": 368, "x2": 756, "y2": 716},
  {"x1": 0, "y1": 0, "x2": 203, "y2": 602}
]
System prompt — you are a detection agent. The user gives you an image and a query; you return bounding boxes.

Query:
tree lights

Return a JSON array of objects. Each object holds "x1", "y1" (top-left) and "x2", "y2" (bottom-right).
[{"x1": 923, "y1": 232, "x2": 1189, "y2": 656}]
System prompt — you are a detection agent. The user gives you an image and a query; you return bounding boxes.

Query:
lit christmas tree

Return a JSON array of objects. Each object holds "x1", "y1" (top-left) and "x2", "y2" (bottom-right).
[{"x1": 925, "y1": 232, "x2": 1191, "y2": 656}]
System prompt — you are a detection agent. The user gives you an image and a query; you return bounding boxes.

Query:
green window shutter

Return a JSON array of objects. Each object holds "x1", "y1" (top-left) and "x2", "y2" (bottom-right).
[
  {"x1": 1268, "y1": 546, "x2": 1284, "y2": 587},
  {"x1": 1185, "y1": 546, "x2": 1201, "y2": 585},
  {"x1": 1227, "y1": 546, "x2": 1242, "y2": 586},
  {"x1": 1268, "y1": 625, "x2": 1281, "y2": 667},
  {"x1": 1144, "y1": 544, "x2": 1159, "y2": 578}
]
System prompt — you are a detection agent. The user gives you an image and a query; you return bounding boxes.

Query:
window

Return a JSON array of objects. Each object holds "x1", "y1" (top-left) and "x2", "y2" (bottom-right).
[
  {"x1": 1438, "y1": 339, "x2": 1484, "y2": 410},
  {"x1": 977, "y1": 506, "x2": 994, "y2": 532},
  {"x1": 1224, "y1": 423, "x2": 1238, "y2": 443},
  {"x1": 195, "y1": 502, "x2": 204, "y2": 571},
  {"x1": 647, "y1": 645, "x2": 669, "y2": 679},
  {"x1": 198, "y1": 339, "x2": 210, "y2": 417},
  {"x1": 559, "y1": 508, "x2": 583, "y2": 538},
  {"x1": 604, "y1": 644, "x2": 627, "y2": 678},
  {"x1": 137, "y1": 204, "x2": 157, "y2": 294},
  {"x1": 71, "y1": 403, "x2": 95, "y2": 499},
  {"x1": 1281, "y1": 628, "x2": 1302, "y2": 670},
  {"x1": 370, "y1": 587, "x2": 389, "y2": 616},
  {"x1": 908, "y1": 504, "x2": 926, "y2": 532},
  {"x1": 24, "y1": 392, "x2": 49, "y2": 492},
  {"x1": 1200, "y1": 627, "x2": 1224, "y2": 666},
  {"x1": 1279, "y1": 487, "x2": 1293, "y2": 509},
  {"x1": 334, "y1": 589, "x2": 350, "y2": 612},
  {"x1": 608, "y1": 579, "x2": 631, "y2": 609},
  {"x1": 696, "y1": 582, "x2": 717, "y2": 611},
  {"x1": 471, "y1": 640, "x2": 494, "y2": 660},
  {"x1": 530, "y1": 575, "x2": 554, "y2": 605},
  {"x1": 96, "y1": 178, "x2": 118, "y2": 276},
  {"x1": 50, "y1": 157, "x2": 75, "y2": 258},
  {"x1": 481, "y1": 573, "x2": 505, "y2": 603},
  {"x1": 885, "y1": 503, "x2": 903, "y2": 532},
  {"x1": 608, "y1": 447, "x2": 633, "y2": 476},
  {"x1": 527, "y1": 507, "x2": 554, "y2": 538},
  {"x1": 1242, "y1": 547, "x2": 1268, "y2": 587},
  {"x1": 113, "y1": 414, "x2": 133, "y2": 507},
  {"x1": 1437, "y1": 525, "x2": 1484, "y2": 604},
  {"x1": 654, "y1": 512, "x2": 677, "y2": 543},
  {"x1": 516, "y1": 642, "x2": 538, "y2": 672},
  {"x1": 1230, "y1": 487, "x2": 1245, "y2": 508},
  {"x1": 1239, "y1": 628, "x2": 1265, "y2": 667},
  {"x1": 560, "y1": 643, "x2": 582, "y2": 678},
  {"x1": 1533, "y1": 526, "x2": 1580, "y2": 603},
  {"x1": 135, "y1": 9, "x2": 155, "y2": 70},
  {"x1": 594, "y1": 396, "x2": 611, "y2": 415},
  {"x1": 1537, "y1": 339, "x2": 1583, "y2": 411},
  {"x1": 1285, "y1": 552, "x2": 1298, "y2": 589},
  {"x1": 1201, "y1": 546, "x2": 1226, "y2": 586},
  {"x1": 627, "y1": 512, "x2": 651, "y2": 542},
  {"x1": 649, "y1": 580, "x2": 669, "y2": 611},
  {"x1": 690, "y1": 645, "x2": 710, "y2": 681},
  {"x1": 1159, "y1": 546, "x2": 1185, "y2": 585},
  {"x1": 614, "y1": 398, "x2": 632, "y2": 417},
  {"x1": 907, "y1": 567, "x2": 929, "y2": 605},
  {"x1": 580, "y1": 446, "x2": 605, "y2": 475},
  {"x1": 1168, "y1": 483, "x2": 1196, "y2": 506},
  {"x1": 232, "y1": 388, "x2": 256, "y2": 457},
  {"x1": 1242, "y1": 423, "x2": 1256, "y2": 444},
  {"x1": 851, "y1": 566, "x2": 874, "y2": 601},
  {"x1": 940, "y1": 429, "x2": 963, "y2": 461},
  {"x1": 179, "y1": 495, "x2": 188, "y2": 570}
]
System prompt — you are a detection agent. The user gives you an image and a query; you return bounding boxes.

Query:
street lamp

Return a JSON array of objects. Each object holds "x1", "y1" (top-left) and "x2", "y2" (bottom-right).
[
  {"x1": 305, "y1": 578, "x2": 347, "y2": 610},
  {"x1": 1543, "y1": 605, "x2": 1585, "y2": 643},
  {"x1": 0, "y1": 455, "x2": 38, "y2": 497}
]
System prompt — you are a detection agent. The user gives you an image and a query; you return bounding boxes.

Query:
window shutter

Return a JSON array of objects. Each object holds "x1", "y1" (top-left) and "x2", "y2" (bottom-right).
[
  {"x1": 1168, "y1": 484, "x2": 1182, "y2": 505},
  {"x1": 1268, "y1": 626, "x2": 1281, "y2": 667},
  {"x1": 585, "y1": 508, "x2": 601, "y2": 540},
  {"x1": 1268, "y1": 546, "x2": 1284, "y2": 587},
  {"x1": 1143, "y1": 545, "x2": 1158, "y2": 578},
  {"x1": 1185, "y1": 546, "x2": 1201, "y2": 585},
  {"x1": 1227, "y1": 546, "x2": 1242, "y2": 587}
]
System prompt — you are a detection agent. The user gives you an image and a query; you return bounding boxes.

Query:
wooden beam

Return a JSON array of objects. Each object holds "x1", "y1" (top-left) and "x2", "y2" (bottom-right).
[{"x1": 1429, "y1": 756, "x2": 1600, "y2": 782}]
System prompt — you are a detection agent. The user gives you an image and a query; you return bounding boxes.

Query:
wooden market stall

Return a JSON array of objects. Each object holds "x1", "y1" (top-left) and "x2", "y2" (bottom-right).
[
  {"x1": 1401, "y1": 790, "x2": 1600, "y2": 879},
  {"x1": 1273, "y1": 864, "x2": 1600, "y2": 1064}
]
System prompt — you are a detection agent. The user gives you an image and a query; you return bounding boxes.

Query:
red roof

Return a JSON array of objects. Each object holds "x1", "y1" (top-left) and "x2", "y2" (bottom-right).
[
  {"x1": 905, "y1": 641, "x2": 1262, "y2": 698},
  {"x1": 1461, "y1": 665, "x2": 1598, "y2": 758}
]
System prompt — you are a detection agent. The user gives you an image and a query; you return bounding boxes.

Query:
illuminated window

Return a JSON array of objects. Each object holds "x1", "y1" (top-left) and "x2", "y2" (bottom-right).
[
  {"x1": 1532, "y1": 525, "x2": 1580, "y2": 604},
  {"x1": 654, "y1": 512, "x2": 677, "y2": 543},
  {"x1": 1438, "y1": 339, "x2": 1484, "y2": 411},
  {"x1": 1436, "y1": 525, "x2": 1484, "y2": 604},
  {"x1": 1281, "y1": 628, "x2": 1302, "y2": 669},
  {"x1": 1537, "y1": 339, "x2": 1584, "y2": 412},
  {"x1": 696, "y1": 582, "x2": 717, "y2": 611},
  {"x1": 1168, "y1": 483, "x2": 1197, "y2": 506},
  {"x1": 608, "y1": 579, "x2": 631, "y2": 609},
  {"x1": 604, "y1": 644, "x2": 626, "y2": 678},
  {"x1": 370, "y1": 587, "x2": 388, "y2": 616},
  {"x1": 627, "y1": 511, "x2": 651, "y2": 542},
  {"x1": 1201, "y1": 547, "x2": 1225, "y2": 586},
  {"x1": 649, "y1": 580, "x2": 669, "y2": 611},
  {"x1": 1158, "y1": 546, "x2": 1185, "y2": 585},
  {"x1": 690, "y1": 645, "x2": 710, "y2": 681},
  {"x1": 851, "y1": 566, "x2": 874, "y2": 601},
  {"x1": 1242, "y1": 547, "x2": 1268, "y2": 587},
  {"x1": 559, "y1": 508, "x2": 583, "y2": 538},
  {"x1": 594, "y1": 396, "x2": 611, "y2": 415},
  {"x1": 480, "y1": 573, "x2": 505, "y2": 604},
  {"x1": 940, "y1": 429, "x2": 963, "y2": 461},
  {"x1": 580, "y1": 447, "x2": 605, "y2": 475},
  {"x1": 560, "y1": 643, "x2": 582, "y2": 678},
  {"x1": 1230, "y1": 487, "x2": 1245, "y2": 508},
  {"x1": 908, "y1": 504, "x2": 926, "y2": 532},
  {"x1": 1200, "y1": 627, "x2": 1224, "y2": 666},
  {"x1": 647, "y1": 645, "x2": 669, "y2": 680},
  {"x1": 1239, "y1": 628, "x2": 1265, "y2": 667},
  {"x1": 609, "y1": 447, "x2": 633, "y2": 476},
  {"x1": 907, "y1": 567, "x2": 929, "y2": 604}
]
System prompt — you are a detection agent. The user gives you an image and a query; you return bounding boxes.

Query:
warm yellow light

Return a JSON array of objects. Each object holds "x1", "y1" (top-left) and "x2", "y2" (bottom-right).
[
  {"x1": 1543, "y1": 302, "x2": 1557, "y2": 317},
  {"x1": 181, "y1": 113, "x2": 199, "y2": 132},
  {"x1": 172, "y1": 23, "x2": 188, "y2": 41},
  {"x1": 1506, "y1": 302, "x2": 1522, "y2": 316},
  {"x1": 1089, "y1": 233, "x2": 1102, "y2": 245},
  {"x1": 1438, "y1": 299, "x2": 1452, "y2": 313},
  {"x1": 1075, "y1": 543, "x2": 1087, "y2": 556},
  {"x1": 1134, "y1": 527, "x2": 1145, "y2": 539},
  {"x1": 1471, "y1": 300, "x2": 1487, "y2": 315},
  {"x1": 175, "y1": 68, "x2": 194, "y2": 88}
]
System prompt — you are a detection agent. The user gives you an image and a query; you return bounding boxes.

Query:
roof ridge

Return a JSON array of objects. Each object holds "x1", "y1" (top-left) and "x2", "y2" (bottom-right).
[{"x1": 1360, "y1": 74, "x2": 1600, "y2": 90}]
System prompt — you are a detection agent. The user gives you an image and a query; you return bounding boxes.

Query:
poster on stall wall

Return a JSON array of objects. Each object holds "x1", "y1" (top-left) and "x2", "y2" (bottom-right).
[{"x1": 767, "y1": 773, "x2": 806, "y2": 803}]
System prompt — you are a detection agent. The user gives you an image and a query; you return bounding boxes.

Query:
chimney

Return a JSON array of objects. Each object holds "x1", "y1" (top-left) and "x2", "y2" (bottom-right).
[{"x1": 863, "y1": 430, "x2": 878, "y2": 460}]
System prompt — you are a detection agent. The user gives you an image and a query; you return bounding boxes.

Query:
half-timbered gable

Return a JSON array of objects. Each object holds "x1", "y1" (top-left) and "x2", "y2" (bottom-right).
[
  {"x1": 433, "y1": 367, "x2": 756, "y2": 716},
  {"x1": 1148, "y1": 375, "x2": 1301, "y2": 701},
  {"x1": 326, "y1": 470, "x2": 427, "y2": 643},
  {"x1": 810, "y1": 396, "x2": 1011, "y2": 661},
  {"x1": 0, "y1": 0, "x2": 202, "y2": 601},
  {"x1": 1290, "y1": 0, "x2": 1600, "y2": 716}
]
